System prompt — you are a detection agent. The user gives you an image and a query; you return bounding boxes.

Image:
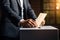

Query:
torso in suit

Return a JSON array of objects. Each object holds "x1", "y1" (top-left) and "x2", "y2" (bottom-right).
[{"x1": 0, "y1": 0, "x2": 36, "y2": 38}]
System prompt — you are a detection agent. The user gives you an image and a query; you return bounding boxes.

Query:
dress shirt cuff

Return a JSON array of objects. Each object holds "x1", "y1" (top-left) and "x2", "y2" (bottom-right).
[{"x1": 18, "y1": 19, "x2": 24, "y2": 26}]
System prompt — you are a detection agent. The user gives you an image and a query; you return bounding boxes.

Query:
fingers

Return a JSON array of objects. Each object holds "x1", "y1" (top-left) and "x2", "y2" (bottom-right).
[
  {"x1": 32, "y1": 20, "x2": 38, "y2": 27},
  {"x1": 27, "y1": 23, "x2": 33, "y2": 28},
  {"x1": 27, "y1": 19, "x2": 37, "y2": 27},
  {"x1": 20, "y1": 19, "x2": 38, "y2": 28},
  {"x1": 27, "y1": 20, "x2": 35, "y2": 27},
  {"x1": 41, "y1": 20, "x2": 45, "y2": 26}
]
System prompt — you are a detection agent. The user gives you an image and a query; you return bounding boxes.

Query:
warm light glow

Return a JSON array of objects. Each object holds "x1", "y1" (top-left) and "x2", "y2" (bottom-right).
[
  {"x1": 56, "y1": 0, "x2": 60, "y2": 9},
  {"x1": 56, "y1": 3, "x2": 60, "y2": 9},
  {"x1": 56, "y1": 6, "x2": 59, "y2": 9},
  {"x1": 56, "y1": 0, "x2": 60, "y2": 3}
]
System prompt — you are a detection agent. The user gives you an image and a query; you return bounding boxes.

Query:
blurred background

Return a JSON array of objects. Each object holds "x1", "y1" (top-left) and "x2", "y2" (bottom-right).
[
  {"x1": 29, "y1": 0, "x2": 60, "y2": 29},
  {"x1": 29, "y1": 0, "x2": 60, "y2": 39}
]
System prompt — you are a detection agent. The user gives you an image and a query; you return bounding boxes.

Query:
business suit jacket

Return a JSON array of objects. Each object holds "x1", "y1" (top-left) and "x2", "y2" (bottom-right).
[{"x1": 0, "y1": 0, "x2": 36, "y2": 38}]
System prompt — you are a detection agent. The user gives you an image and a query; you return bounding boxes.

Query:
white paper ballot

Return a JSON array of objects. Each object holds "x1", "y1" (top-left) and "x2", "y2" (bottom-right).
[{"x1": 36, "y1": 13, "x2": 47, "y2": 28}]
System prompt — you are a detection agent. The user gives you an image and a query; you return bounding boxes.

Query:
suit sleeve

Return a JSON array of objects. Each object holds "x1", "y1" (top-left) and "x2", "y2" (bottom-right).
[
  {"x1": 1, "y1": 0, "x2": 22, "y2": 26},
  {"x1": 27, "y1": 0, "x2": 37, "y2": 20}
]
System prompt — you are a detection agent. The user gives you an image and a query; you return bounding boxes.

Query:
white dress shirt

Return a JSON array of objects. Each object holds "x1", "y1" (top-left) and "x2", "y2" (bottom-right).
[
  {"x1": 20, "y1": 0, "x2": 24, "y2": 19},
  {"x1": 18, "y1": 0, "x2": 24, "y2": 27}
]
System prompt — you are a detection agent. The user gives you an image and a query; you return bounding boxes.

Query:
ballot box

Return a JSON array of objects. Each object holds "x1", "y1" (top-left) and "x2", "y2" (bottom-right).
[{"x1": 20, "y1": 26, "x2": 59, "y2": 40}]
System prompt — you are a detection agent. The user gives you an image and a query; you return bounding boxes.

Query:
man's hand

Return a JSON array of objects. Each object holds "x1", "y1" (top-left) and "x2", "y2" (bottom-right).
[
  {"x1": 40, "y1": 20, "x2": 45, "y2": 26},
  {"x1": 20, "y1": 19, "x2": 37, "y2": 28}
]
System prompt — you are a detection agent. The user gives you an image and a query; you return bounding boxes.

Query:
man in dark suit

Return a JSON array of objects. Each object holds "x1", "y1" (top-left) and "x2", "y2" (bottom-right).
[{"x1": 0, "y1": 0, "x2": 45, "y2": 40}]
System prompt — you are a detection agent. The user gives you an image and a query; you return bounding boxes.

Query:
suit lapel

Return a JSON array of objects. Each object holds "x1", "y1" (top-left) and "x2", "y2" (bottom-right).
[
  {"x1": 16, "y1": 0, "x2": 25, "y2": 8},
  {"x1": 16, "y1": 0, "x2": 21, "y2": 7}
]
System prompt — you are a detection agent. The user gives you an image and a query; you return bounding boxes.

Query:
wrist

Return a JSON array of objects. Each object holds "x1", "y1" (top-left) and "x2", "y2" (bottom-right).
[{"x1": 18, "y1": 19, "x2": 25, "y2": 26}]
